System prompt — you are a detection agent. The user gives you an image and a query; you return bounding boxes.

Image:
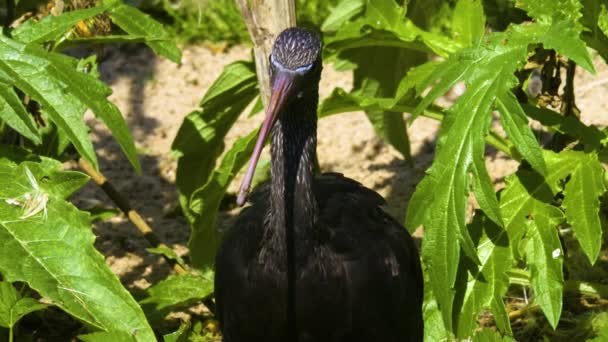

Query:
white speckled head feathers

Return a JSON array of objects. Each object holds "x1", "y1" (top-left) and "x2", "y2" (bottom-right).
[{"x1": 271, "y1": 28, "x2": 322, "y2": 70}]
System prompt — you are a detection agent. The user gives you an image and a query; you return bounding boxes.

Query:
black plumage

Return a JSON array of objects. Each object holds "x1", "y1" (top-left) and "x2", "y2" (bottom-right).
[{"x1": 215, "y1": 28, "x2": 423, "y2": 342}]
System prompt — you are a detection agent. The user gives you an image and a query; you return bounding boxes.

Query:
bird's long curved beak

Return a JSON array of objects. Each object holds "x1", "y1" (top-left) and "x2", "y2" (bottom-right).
[{"x1": 237, "y1": 71, "x2": 296, "y2": 206}]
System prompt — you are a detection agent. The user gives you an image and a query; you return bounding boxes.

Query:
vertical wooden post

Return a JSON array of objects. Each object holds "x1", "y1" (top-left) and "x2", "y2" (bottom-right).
[{"x1": 235, "y1": 0, "x2": 296, "y2": 107}]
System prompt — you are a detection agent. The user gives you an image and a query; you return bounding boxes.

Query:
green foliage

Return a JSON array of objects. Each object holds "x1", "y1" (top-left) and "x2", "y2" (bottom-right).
[
  {"x1": 0, "y1": 1, "x2": 184, "y2": 339},
  {"x1": 141, "y1": 272, "x2": 214, "y2": 310},
  {"x1": 0, "y1": 281, "x2": 47, "y2": 335},
  {"x1": 0, "y1": 155, "x2": 154, "y2": 340}
]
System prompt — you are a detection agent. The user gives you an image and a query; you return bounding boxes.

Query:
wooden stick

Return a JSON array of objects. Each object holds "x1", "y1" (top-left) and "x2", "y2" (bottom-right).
[
  {"x1": 78, "y1": 158, "x2": 186, "y2": 275},
  {"x1": 234, "y1": 0, "x2": 296, "y2": 107}
]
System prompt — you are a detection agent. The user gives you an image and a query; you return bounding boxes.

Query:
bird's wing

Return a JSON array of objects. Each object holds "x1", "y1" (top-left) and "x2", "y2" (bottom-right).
[{"x1": 314, "y1": 172, "x2": 424, "y2": 341}]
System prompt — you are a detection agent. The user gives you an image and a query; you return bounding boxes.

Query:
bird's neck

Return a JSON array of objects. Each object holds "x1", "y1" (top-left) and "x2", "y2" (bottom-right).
[{"x1": 269, "y1": 97, "x2": 318, "y2": 242}]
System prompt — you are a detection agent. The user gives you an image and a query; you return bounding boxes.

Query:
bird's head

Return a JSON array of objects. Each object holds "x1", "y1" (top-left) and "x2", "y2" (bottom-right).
[
  {"x1": 268, "y1": 27, "x2": 322, "y2": 113},
  {"x1": 237, "y1": 27, "x2": 322, "y2": 206}
]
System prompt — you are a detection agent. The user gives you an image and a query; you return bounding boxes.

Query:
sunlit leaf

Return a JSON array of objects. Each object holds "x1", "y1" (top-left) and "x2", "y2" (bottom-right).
[
  {"x1": 452, "y1": 0, "x2": 486, "y2": 46},
  {"x1": 525, "y1": 206, "x2": 565, "y2": 329},
  {"x1": 0, "y1": 157, "x2": 154, "y2": 340},
  {"x1": 0, "y1": 34, "x2": 141, "y2": 172},
  {"x1": 172, "y1": 61, "x2": 257, "y2": 223},
  {"x1": 188, "y1": 129, "x2": 259, "y2": 269},
  {"x1": 0, "y1": 281, "x2": 47, "y2": 329},
  {"x1": 562, "y1": 151, "x2": 605, "y2": 264},
  {"x1": 107, "y1": 4, "x2": 181, "y2": 63},
  {"x1": 455, "y1": 212, "x2": 511, "y2": 339},
  {"x1": 0, "y1": 82, "x2": 41, "y2": 144},
  {"x1": 12, "y1": 5, "x2": 111, "y2": 44},
  {"x1": 141, "y1": 272, "x2": 214, "y2": 310}
]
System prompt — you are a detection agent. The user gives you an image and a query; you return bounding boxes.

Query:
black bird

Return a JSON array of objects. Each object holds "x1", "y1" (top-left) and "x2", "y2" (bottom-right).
[{"x1": 214, "y1": 27, "x2": 423, "y2": 342}]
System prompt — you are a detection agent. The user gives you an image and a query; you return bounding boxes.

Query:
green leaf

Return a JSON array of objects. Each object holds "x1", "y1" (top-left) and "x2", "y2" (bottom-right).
[
  {"x1": 172, "y1": 61, "x2": 257, "y2": 224},
  {"x1": 523, "y1": 104, "x2": 607, "y2": 149},
  {"x1": 140, "y1": 272, "x2": 213, "y2": 310},
  {"x1": 108, "y1": 4, "x2": 181, "y2": 63},
  {"x1": 0, "y1": 158, "x2": 155, "y2": 341},
  {"x1": 562, "y1": 151, "x2": 605, "y2": 264},
  {"x1": 321, "y1": 0, "x2": 365, "y2": 32},
  {"x1": 163, "y1": 321, "x2": 190, "y2": 342},
  {"x1": 324, "y1": 0, "x2": 459, "y2": 58},
  {"x1": 455, "y1": 212, "x2": 511, "y2": 339},
  {"x1": 0, "y1": 35, "x2": 97, "y2": 168},
  {"x1": 146, "y1": 246, "x2": 187, "y2": 270},
  {"x1": 349, "y1": 46, "x2": 424, "y2": 160},
  {"x1": 580, "y1": 0, "x2": 608, "y2": 62},
  {"x1": 12, "y1": 5, "x2": 110, "y2": 44},
  {"x1": 407, "y1": 58, "x2": 516, "y2": 330},
  {"x1": 516, "y1": 0, "x2": 595, "y2": 72},
  {"x1": 496, "y1": 91, "x2": 546, "y2": 175},
  {"x1": 188, "y1": 129, "x2": 259, "y2": 269},
  {"x1": 500, "y1": 151, "x2": 571, "y2": 258},
  {"x1": 0, "y1": 82, "x2": 41, "y2": 144},
  {"x1": 452, "y1": 0, "x2": 486, "y2": 47},
  {"x1": 525, "y1": 206, "x2": 565, "y2": 329},
  {"x1": 0, "y1": 281, "x2": 47, "y2": 328},
  {"x1": 78, "y1": 331, "x2": 136, "y2": 342},
  {"x1": 0, "y1": 34, "x2": 141, "y2": 172},
  {"x1": 55, "y1": 35, "x2": 168, "y2": 50}
]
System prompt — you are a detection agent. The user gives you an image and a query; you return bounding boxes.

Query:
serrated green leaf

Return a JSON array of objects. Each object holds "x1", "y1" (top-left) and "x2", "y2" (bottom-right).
[
  {"x1": 453, "y1": 0, "x2": 486, "y2": 47},
  {"x1": 108, "y1": 4, "x2": 181, "y2": 63},
  {"x1": 471, "y1": 154, "x2": 503, "y2": 227},
  {"x1": 523, "y1": 104, "x2": 606, "y2": 149},
  {"x1": 455, "y1": 212, "x2": 511, "y2": 338},
  {"x1": 172, "y1": 61, "x2": 257, "y2": 224},
  {"x1": 407, "y1": 61, "x2": 513, "y2": 330},
  {"x1": 516, "y1": 0, "x2": 595, "y2": 72},
  {"x1": 580, "y1": 0, "x2": 608, "y2": 62},
  {"x1": 324, "y1": 0, "x2": 459, "y2": 58},
  {"x1": 500, "y1": 150, "x2": 571, "y2": 258},
  {"x1": 188, "y1": 129, "x2": 258, "y2": 269},
  {"x1": 0, "y1": 82, "x2": 41, "y2": 144},
  {"x1": 12, "y1": 5, "x2": 110, "y2": 44},
  {"x1": 55, "y1": 35, "x2": 167, "y2": 50},
  {"x1": 0, "y1": 282, "x2": 47, "y2": 328},
  {"x1": 562, "y1": 151, "x2": 605, "y2": 264},
  {"x1": 0, "y1": 34, "x2": 141, "y2": 172},
  {"x1": 141, "y1": 272, "x2": 213, "y2": 310},
  {"x1": 500, "y1": 149, "x2": 602, "y2": 263},
  {"x1": 422, "y1": 284, "x2": 451, "y2": 341},
  {"x1": 0, "y1": 159, "x2": 154, "y2": 341},
  {"x1": 525, "y1": 206, "x2": 565, "y2": 329},
  {"x1": 146, "y1": 246, "x2": 187, "y2": 270},
  {"x1": 0, "y1": 35, "x2": 97, "y2": 168},
  {"x1": 321, "y1": 0, "x2": 365, "y2": 32},
  {"x1": 496, "y1": 91, "x2": 546, "y2": 175},
  {"x1": 78, "y1": 331, "x2": 136, "y2": 342}
]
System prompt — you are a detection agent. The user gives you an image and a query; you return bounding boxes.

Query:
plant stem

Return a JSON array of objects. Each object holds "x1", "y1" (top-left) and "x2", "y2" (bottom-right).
[
  {"x1": 77, "y1": 159, "x2": 186, "y2": 276},
  {"x1": 508, "y1": 268, "x2": 608, "y2": 298},
  {"x1": 9, "y1": 326, "x2": 13, "y2": 342}
]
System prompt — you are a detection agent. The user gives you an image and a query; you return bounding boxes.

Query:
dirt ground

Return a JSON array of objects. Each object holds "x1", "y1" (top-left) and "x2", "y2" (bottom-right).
[{"x1": 72, "y1": 44, "x2": 608, "y2": 297}]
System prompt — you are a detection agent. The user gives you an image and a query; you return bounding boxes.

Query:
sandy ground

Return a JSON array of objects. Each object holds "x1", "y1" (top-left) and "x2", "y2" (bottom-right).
[{"x1": 71, "y1": 44, "x2": 608, "y2": 296}]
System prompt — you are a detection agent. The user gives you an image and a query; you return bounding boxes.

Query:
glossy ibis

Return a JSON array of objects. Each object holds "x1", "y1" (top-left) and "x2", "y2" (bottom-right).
[{"x1": 215, "y1": 27, "x2": 423, "y2": 342}]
